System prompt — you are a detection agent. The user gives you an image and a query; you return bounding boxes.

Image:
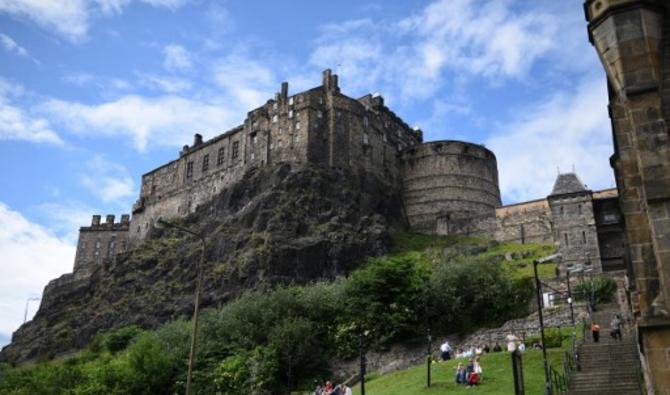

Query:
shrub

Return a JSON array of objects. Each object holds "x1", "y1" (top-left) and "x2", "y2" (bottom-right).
[
  {"x1": 103, "y1": 325, "x2": 144, "y2": 354},
  {"x1": 573, "y1": 277, "x2": 616, "y2": 304}
]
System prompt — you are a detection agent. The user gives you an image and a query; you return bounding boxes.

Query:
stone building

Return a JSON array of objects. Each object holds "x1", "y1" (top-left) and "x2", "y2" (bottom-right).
[
  {"x1": 129, "y1": 69, "x2": 424, "y2": 243},
  {"x1": 585, "y1": 0, "x2": 670, "y2": 392},
  {"x1": 73, "y1": 214, "x2": 130, "y2": 275},
  {"x1": 547, "y1": 173, "x2": 602, "y2": 271}
]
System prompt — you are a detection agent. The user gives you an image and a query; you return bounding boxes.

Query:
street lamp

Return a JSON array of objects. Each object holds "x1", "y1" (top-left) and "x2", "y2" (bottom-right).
[
  {"x1": 533, "y1": 253, "x2": 561, "y2": 395},
  {"x1": 156, "y1": 218, "x2": 206, "y2": 395},
  {"x1": 359, "y1": 330, "x2": 370, "y2": 395}
]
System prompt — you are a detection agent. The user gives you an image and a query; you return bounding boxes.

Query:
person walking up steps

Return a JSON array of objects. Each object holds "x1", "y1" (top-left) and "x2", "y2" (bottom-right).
[
  {"x1": 591, "y1": 322, "x2": 601, "y2": 343},
  {"x1": 610, "y1": 315, "x2": 622, "y2": 341}
]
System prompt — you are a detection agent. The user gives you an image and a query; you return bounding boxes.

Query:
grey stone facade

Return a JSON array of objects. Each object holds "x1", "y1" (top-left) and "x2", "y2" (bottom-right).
[
  {"x1": 73, "y1": 214, "x2": 130, "y2": 276},
  {"x1": 548, "y1": 173, "x2": 602, "y2": 272},
  {"x1": 129, "y1": 69, "x2": 424, "y2": 244},
  {"x1": 585, "y1": 0, "x2": 670, "y2": 392}
]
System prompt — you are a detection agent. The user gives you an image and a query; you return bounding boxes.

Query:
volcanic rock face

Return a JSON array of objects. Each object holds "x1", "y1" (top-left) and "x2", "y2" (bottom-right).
[{"x1": 2, "y1": 163, "x2": 403, "y2": 364}]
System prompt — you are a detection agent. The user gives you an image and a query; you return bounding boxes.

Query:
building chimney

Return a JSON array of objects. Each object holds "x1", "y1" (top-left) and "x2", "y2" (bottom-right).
[
  {"x1": 92, "y1": 215, "x2": 101, "y2": 227},
  {"x1": 193, "y1": 134, "x2": 203, "y2": 146},
  {"x1": 106, "y1": 215, "x2": 115, "y2": 225},
  {"x1": 120, "y1": 214, "x2": 130, "y2": 225},
  {"x1": 280, "y1": 82, "x2": 288, "y2": 102},
  {"x1": 322, "y1": 69, "x2": 332, "y2": 89}
]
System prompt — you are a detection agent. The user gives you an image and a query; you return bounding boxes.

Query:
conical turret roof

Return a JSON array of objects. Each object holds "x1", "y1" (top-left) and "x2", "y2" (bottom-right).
[{"x1": 550, "y1": 173, "x2": 588, "y2": 196}]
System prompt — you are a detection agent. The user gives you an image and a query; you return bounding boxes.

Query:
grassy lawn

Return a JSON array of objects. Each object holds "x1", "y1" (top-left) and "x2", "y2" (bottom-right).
[{"x1": 352, "y1": 348, "x2": 566, "y2": 395}]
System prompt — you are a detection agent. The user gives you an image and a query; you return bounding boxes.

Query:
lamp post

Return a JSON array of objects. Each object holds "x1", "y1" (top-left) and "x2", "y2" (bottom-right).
[
  {"x1": 359, "y1": 332, "x2": 367, "y2": 395},
  {"x1": 533, "y1": 253, "x2": 561, "y2": 395},
  {"x1": 566, "y1": 270, "x2": 575, "y2": 326},
  {"x1": 426, "y1": 329, "x2": 431, "y2": 388},
  {"x1": 156, "y1": 218, "x2": 206, "y2": 395}
]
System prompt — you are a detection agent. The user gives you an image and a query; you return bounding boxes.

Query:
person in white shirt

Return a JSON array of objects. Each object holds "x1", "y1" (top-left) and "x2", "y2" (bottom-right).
[
  {"x1": 506, "y1": 333, "x2": 520, "y2": 352},
  {"x1": 440, "y1": 341, "x2": 452, "y2": 361}
]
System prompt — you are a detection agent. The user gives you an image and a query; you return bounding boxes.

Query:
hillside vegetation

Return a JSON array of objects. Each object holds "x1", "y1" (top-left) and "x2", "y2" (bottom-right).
[{"x1": 0, "y1": 233, "x2": 555, "y2": 394}]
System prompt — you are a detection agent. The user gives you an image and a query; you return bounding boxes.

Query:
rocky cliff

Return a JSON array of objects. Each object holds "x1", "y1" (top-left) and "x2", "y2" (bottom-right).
[{"x1": 2, "y1": 163, "x2": 404, "y2": 364}]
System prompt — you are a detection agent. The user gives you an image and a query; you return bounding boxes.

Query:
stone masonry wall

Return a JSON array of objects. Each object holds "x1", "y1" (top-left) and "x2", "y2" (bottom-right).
[
  {"x1": 73, "y1": 214, "x2": 129, "y2": 276},
  {"x1": 494, "y1": 199, "x2": 554, "y2": 244},
  {"x1": 400, "y1": 141, "x2": 501, "y2": 234},
  {"x1": 549, "y1": 192, "x2": 602, "y2": 272}
]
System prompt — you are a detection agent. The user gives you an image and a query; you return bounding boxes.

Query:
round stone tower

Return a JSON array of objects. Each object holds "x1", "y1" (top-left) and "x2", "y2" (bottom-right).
[{"x1": 400, "y1": 140, "x2": 501, "y2": 234}]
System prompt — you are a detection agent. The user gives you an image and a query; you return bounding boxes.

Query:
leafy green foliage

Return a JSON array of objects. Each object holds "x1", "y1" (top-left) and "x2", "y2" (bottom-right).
[
  {"x1": 573, "y1": 277, "x2": 616, "y2": 304},
  {"x1": 1, "y1": 233, "x2": 554, "y2": 393}
]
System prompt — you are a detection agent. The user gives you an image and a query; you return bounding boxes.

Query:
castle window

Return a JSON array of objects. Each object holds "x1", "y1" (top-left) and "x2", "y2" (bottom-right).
[
  {"x1": 217, "y1": 147, "x2": 225, "y2": 165},
  {"x1": 288, "y1": 110, "x2": 294, "y2": 119},
  {"x1": 270, "y1": 142, "x2": 274, "y2": 150},
  {"x1": 289, "y1": 97, "x2": 294, "y2": 105},
  {"x1": 295, "y1": 122, "x2": 301, "y2": 130},
  {"x1": 279, "y1": 128, "x2": 284, "y2": 135},
  {"x1": 564, "y1": 233, "x2": 569, "y2": 246},
  {"x1": 186, "y1": 161, "x2": 194, "y2": 179},
  {"x1": 202, "y1": 154, "x2": 209, "y2": 172},
  {"x1": 251, "y1": 133, "x2": 257, "y2": 144},
  {"x1": 272, "y1": 114, "x2": 278, "y2": 123},
  {"x1": 232, "y1": 141, "x2": 239, "y2": 159},
  {"x1": 251, "y1": 152, "x2": 255, "y2": 161},
  {"x1": 317, "y1": 110, "x2": 323, "y2": 119},
  {"x1": 582, "y1": 231, "x2": 586, "y2": 244},
  {"x1": 272, "y1": 102, "x2": 278, "y2": 110},
  {"x1": 383, "y1": 133, "x2": 387, "y2": 142},
  {"x1": 363, "y1": 132, "x2": 369, "y2": 145},
  {"x1": 95, "y1": 239, "x2": 101, "y2": 249},
  {"x1": 578, "y1": 204, "x2": 582, "y2": 215},
  {"x1": 363, "y1": 116, "x2": 369, "y2": 128},
  {"x1": 318, "y1": 97, "x2": 323, "y2": 104},
  {"x1": 252, "y1": 121, "x2": 258, "y2": 129},
  {"x1": 293, "y1": 134, "x2": 299, "y2": 143},
  {"x1": 560, "y1": 206, "x2": 564, "y2": 216}
]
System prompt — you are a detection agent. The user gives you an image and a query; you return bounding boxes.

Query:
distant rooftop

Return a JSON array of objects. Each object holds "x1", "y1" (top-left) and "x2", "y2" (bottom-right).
[{"x1": 550, "y1": 173, "x2": 589, "y2": 196}]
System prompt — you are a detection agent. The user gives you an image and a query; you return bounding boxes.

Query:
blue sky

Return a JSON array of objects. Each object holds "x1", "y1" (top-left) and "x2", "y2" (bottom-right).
[{"x1": 0, "y1": 0, "x2": 614, "y2": 346}]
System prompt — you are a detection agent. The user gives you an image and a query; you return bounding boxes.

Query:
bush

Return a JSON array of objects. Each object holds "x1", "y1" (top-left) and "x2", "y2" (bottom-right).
[
  {"x1": 525, "y1": 328, "x2": 565, "y2": 349},
  {"x1": 213, "y1": 346, "x2": 278, "y2": 395},
  {"x1": 573, "y1": 277, "x2": 616, "y2": 304},
  {"x1": 103, "y1": 325, "x2": 144, "y2": 354}
]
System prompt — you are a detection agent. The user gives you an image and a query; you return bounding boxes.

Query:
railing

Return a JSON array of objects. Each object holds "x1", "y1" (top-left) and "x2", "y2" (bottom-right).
[{"x1": 547, "y1": 330, "x2": 580, "y2": 395}]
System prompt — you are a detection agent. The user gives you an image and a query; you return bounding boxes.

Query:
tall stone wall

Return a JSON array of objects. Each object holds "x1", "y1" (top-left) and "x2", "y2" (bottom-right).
[
  {"x1": 73, "y1": 214, "x2": 130, "y2": 276},
  {"x1": 400, "y1": 141, "x2": 501, "y2": 234},
  {"x1": 494, "y1": 199, "x2": 553, "y2": 244},
  {"x1": 548, "y1": 192, "x2": 602, "y2": 272},
  {"x1": 585, "y1": 0, "x2": 670, "y2": 392}
]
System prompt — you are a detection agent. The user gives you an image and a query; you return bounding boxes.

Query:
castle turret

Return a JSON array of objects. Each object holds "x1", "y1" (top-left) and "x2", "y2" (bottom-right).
[{"x1": 586, "y1": 1, "x2": 670, "y2": 392}]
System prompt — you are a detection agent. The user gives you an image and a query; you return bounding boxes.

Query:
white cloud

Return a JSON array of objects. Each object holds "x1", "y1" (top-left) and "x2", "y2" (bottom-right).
[
  {"x1": 0, "y1": 0, "x2": 189, "y2": 42},
  {"x1": 34, "y1": 202, "x2": 95, "y2": 243},
  {"x1": 163, "y1": 44, "x2": 193, "y2": 72},
  {"x1": 79, "y1": 155, "x2": 135, "y2": 205},
  {"x1": 309, "y1": 0, "x2": 559, "y2": 102},
  {"x1": 212, "y1": 54, "x2": 276, "y2": 109},
  {"x1": 0, "y1": 202, "x2": 75, "y2": 347},
  {"x1": 0, "y1": 0, "x2": 89, "y2": 42},
  {"x1": 486, "y1": 77, "x2": 615, "y2": 204},
  {"x1": 0, "y1": 32, "x2": 28, "y2": 57},
  {"x1": 0, "y1": 80, "x2": 63, "y2": 145},
  {"x1": 137, "y1": 73, "x2": 192, "y2": 93},
  {"x1": 43, "y1": 95, "x2": 236, "y2": 151}
]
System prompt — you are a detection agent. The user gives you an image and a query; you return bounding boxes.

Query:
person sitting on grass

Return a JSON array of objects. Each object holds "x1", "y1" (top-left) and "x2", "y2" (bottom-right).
[{"x1": 455, "y1": 362, "x2": 467, "y2": 384}]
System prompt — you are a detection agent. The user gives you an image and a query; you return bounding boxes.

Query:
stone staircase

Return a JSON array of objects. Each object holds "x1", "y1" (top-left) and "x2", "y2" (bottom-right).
[{"x1": 568, "y1": 306, "x2": 643, "y2": 395}]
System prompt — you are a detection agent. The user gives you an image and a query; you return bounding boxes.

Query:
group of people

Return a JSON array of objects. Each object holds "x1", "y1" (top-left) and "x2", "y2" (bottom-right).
[
  {"x1": 313, "y1": 381, "x2": 352, "y2": 395},
  {"x1": 590, "y1": 314, "x2": 623, "y2": 343},
  {"x1": 440, "y1": 341, "x2": 487, "y2": 387},
  {"x1": 455, "y1": 358, "x2": 483, "y2": 387}
]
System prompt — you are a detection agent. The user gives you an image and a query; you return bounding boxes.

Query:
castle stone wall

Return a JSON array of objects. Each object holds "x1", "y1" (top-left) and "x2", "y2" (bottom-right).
[
  {"x1": 400, "y1": 141, "x2": 501, "y2": 234},
  {"x1": 74, "y1": 214, "x2": 129, "y2": 276},
  {"x1": 494, "y1": 199, "x2": 553, "y2": 244},
  {"x1": 129, "y1": 69, "x2": 422, "y2": 244}
]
